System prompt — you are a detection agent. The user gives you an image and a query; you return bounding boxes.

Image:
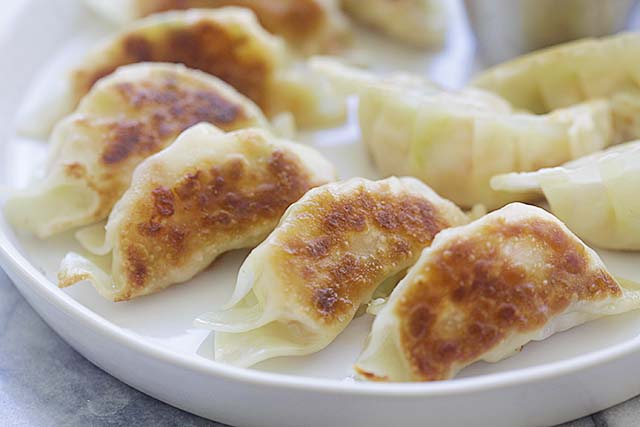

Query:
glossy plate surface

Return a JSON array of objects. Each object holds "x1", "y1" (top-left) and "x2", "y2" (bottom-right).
[{"x1": 2, "y1": 1, "x2": 640, "y2": 426}]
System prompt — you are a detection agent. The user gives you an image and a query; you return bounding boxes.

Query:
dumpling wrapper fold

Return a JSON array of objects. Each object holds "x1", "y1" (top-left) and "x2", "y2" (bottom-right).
[
  {"x1": 355, "y1": 203, "x2": 640, "y2": 382},
  {"x1": 197, "y1": 176, "x2": 468, "y2": 367},
  {"x1": 313, "y1": 59, "x2": 633, "y2": 209},
  {"x1": 491, "y1": 141, "x2": 640, "y2": 250},
  {"x1": 57, "y1": 123, "x2": 335, "y2": 301}
]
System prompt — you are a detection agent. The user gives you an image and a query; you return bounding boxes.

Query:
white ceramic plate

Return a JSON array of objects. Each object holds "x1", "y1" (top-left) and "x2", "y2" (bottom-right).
[{"x1": 2, "y1": 1, "x2": 640, "y2": 426}]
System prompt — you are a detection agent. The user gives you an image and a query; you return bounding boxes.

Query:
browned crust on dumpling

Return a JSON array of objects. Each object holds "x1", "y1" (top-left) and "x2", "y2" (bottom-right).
[
  {"x1": 100, "y1": 78, "x2": 249, "y2": 164},
  {"x1": 395, "y1": 216, "x2": 621, "y2": 381},
  {"x1": 272, "y1": 181, "x2": 465, "y2": 324},
  {"x1": 63, "y1": 71, "x2": 259, "y2": 223},
  {"x1": 72, "y1": 16, "x2": 275, "y2": 109},
  {"x1": 115, "y1": 139, "x2": 319, "y2": 300},
  {"x1": 135, "y1": 0, "x2": 327, "y2": 45}
]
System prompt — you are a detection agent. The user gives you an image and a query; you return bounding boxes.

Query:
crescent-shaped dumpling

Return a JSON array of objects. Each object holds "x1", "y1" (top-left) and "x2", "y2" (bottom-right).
[
  {"x1": 355, "y1": 203, "x2": 640, "y2": 382},
  {"x1": 197, "y1": 176, "x2": 468, "y2": 367},
  {"x1": 314, "y1": 59, "x2": 630, "y2": 209},
  {"x1": 471, "y1": 33, "x2": 640, "y2": 116},
  {"x1": 491, "y1": 141, "x2": 640, "y2": 250},
  {"x1": 85, "y1": 0, "x2": 351, "y2": 55},
  {"x1": 30, "y1": 7, "x2": 344, "y2": 137},
  {"x1": 57, "y1": 123, "x2": 335, "y2": 301},
  {"x1": 5, "y1": 63, "x2": 270, "y2": 238},
  {"x1": 342, "y1": 0, "x2": 446, "y2": 48}
]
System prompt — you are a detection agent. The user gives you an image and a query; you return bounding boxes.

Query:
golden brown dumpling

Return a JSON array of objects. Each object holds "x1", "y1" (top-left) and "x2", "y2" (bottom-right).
[
  {"x1": 198, "y1": 177, "x2": 468, "y2": 367},
  {"x1": 85, "y1": 0, "x2": 351, "y2": 55},
  {"x1": 5, "y1": 63, "x2": 269, "y2": 238},
  {"x1": 355, "y1": 203, "x2": 640, "y2": 382},
  {"x1": 71, "y1": 8, "x2": 345, "y2": 129},
  {"x1": 58, "y1": 123, "x2": 335, "y2": 301}
]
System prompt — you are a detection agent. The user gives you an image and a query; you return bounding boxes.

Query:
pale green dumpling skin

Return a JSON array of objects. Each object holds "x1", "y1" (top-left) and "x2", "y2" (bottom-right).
[
  {"x1": 314, "y1": 59, "x2": 628, "y2": 209},
  {"x1": 492, "y1": 140, "x2": 640, "y2": 250},
  {"x1": 472, "y1": 32, "x2": 640, "y2": 116}
]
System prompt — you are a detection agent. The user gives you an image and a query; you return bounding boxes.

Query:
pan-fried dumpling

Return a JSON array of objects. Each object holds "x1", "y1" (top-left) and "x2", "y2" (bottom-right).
[
  {"x1": 197, "y1": 177, "x2": 468, "y2": 367},
  {"x1": 492, "y1": 141, "x2": 640, "y2": 250},
  {"x1": 26, "y1": 8, "x2": 345, "y2": 138},
  {"x1": 58, "y1": 124, "x2": 335, "y2": 301},
  {"x1": 314, "y1": 60, "x2": 626, "y2": 209},
  {"x1": 85, "y1": 0, "x2": 351, "y2": 55},
  {"x1": 342, "y1": 0, "x2": 446, "y2": 48},
  {"x1": 471, "y1": 33, "x2": 640, "y2": 114},
  {"x1": 355, "y1": 203, "x2": 640, "y2": 382},
  {"x1": 4, "y1": 63, "x2": 270, "y2": 238}
]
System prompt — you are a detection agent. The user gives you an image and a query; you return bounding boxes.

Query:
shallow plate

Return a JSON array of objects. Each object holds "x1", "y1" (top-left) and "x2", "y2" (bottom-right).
[{"x1": 2, "y1": 1, "x2": 640, "y2": 426}]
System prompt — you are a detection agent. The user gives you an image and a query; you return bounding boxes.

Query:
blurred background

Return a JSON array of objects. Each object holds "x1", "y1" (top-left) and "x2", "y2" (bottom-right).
[{"x1": 465, "y1": 0, "x2": 639, "y2": 65}]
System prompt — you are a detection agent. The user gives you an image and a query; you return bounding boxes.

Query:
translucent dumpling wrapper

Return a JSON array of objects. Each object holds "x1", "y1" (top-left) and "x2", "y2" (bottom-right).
[
  {"x1": 21, "y1": 7, "x2": 346, "y2": 139},
  {"x1": 491, "y1": 141, "x2": 640, "y2": 250},
  {"x1": 58, "y1": 123, "x2": 335, "y2": 301},
  {"x1": 355, "y1": 203, "x2": 640, "y2": 382},
  {"x1": 5, "y1": 62, "x2": 271, "y2": 238},
  {"x1": 342, "y1": 0, "x2": 446, "y2": 48},
  {"x1": 471, "y1": 32, "x2": 640, "y2": 115},
  {"x1": 197, "y1": 176, "x2": 468, "y2": 367},
  {"x1": 313, "y1": 59, "x2": 630, "y2": 209},
  {"x1": 84, "y1": 0, "x2": 351, "y2": 55}
]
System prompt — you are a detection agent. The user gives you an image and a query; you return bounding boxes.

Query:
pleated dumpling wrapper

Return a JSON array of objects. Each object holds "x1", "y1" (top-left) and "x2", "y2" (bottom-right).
[
  {"x1": 5, "y1": 63, "x2": 270, "y2": 238},
  {"x1": 58, "y1": 124, "x2": 335, "y2": 301},
  {"x1": 313, "y1": 59, "x2": 626, "y2": 209},
  {"x1": 84, "y1": 0, "x2": 351, "y2": 55},
  {"x1": 471, "y1": 32, "x2": 640, "y2": 120},
  {"x1": 342, "y1": 0, "x2": 446, "y2": 48},
  {"x1": 355, "y1": 203, "x2": 640, "y2": 382},
  {"x1": 22, "y1": 7, "x2": 345, "y2": 138},
  {"x1": 197, "y1": 177, "x2": 468, "y2": 367},
  {"x1": 492, "y1": 141, "x2": 640, "y2": 250}
]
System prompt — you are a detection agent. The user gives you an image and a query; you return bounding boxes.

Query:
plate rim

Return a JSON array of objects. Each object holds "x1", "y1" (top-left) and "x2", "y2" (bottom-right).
[
  {"x1": 2, "y1": 0, "x2": 640, "y2": 400},
  {"x1": 2, "y1": 225, "x2": 640, "y2": 396}
]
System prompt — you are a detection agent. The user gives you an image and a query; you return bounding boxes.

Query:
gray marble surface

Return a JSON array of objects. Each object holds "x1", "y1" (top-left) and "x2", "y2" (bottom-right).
[{"x1": 0, "y1": 268, "x2": 637, "y2": 426}]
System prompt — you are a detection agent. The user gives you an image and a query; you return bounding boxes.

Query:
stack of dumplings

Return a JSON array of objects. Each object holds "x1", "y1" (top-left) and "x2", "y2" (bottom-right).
[{"x1": 5, "y1": 3, "x2": 640, "y2": 385}]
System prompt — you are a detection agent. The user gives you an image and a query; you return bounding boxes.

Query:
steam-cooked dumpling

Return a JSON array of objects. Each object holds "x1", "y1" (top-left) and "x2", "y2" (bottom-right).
[
  {"x1": 85, "y1": 0, "x2": 351, "y2": 55},
  {"x1": 471, "y1": 33, "x2": 640, "y2": 114},
  {"x1": 314, "y1": 60, "x2": 625, "y2": 209},
  {"x1": 4, "y1": 63, "x2": 269, "y2": 238},
  {"x1": 342, "y1": 0, "x2": 446, "y2": 48},
  {"x1": 492, "y1": 141, "x2": 640, "y2": 250},
  {"x1": 28, "y1": 8, "x2": 345, "y2": 138},
  {"x1": 197, "y1": 177, "x2": 468, "y2": 367},
  {"x1": 355, "y1": 203, "x2": 640, "y2": 382},
  {"x1": 58, "y1": 124, "x2": 335, "y2": 301}
]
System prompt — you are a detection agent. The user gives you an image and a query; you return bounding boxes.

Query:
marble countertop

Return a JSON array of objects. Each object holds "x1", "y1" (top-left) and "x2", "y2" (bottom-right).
[{"x1": 1, "y1": 268, "x2": 638, "y2": 426}]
